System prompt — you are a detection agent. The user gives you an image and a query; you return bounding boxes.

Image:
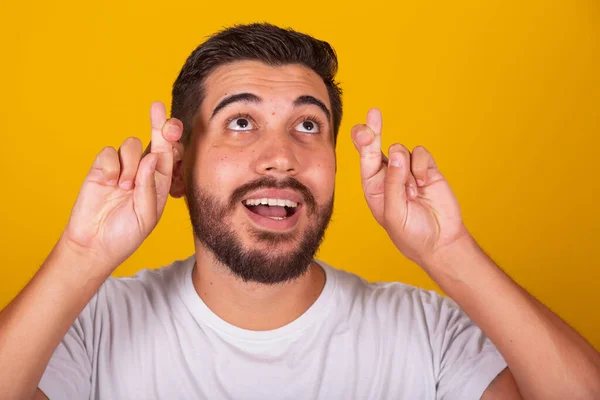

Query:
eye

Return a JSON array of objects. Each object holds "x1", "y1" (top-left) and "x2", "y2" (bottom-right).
[
  {"x1": 295, "y1": 119, "x2": 321, "y2": 134},
  {"x1": 226, "y1": 116, "x2": 255, "y2": 131}
]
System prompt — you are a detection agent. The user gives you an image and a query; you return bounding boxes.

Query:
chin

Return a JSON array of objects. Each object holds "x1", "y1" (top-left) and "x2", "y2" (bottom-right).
[{"x1": 244, "y1": 225, "x2": 304, "y2": 247}]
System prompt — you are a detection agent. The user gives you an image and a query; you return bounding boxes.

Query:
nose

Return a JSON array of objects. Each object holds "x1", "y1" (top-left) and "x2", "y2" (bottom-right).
[{"x1": 254, "y1": 133, "x2": 300, "y2": 177}]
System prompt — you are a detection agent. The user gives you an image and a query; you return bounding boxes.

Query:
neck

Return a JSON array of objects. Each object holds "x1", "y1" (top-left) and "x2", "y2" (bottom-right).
[{"x1": 192, "y1": 244, "x2": 326, "y2": 331}]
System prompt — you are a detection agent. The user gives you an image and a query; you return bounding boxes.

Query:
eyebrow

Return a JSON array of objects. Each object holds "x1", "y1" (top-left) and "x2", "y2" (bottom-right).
[
  {"x1": 211, "y1": 93, "x2": 261, "y2": 120},
  {"x1": 294, "y1": 95, "x2": 331, "y2": 121},
  {"x1": 210, "y1": 93, "x2": 331, "y2": 121}
]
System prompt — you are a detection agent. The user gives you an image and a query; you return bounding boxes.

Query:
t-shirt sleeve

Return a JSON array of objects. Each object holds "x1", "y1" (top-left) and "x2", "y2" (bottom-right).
[
  {"x1": 38, "y1": 297, "x2": 95, "y2": 400},
  {"x1": 422, "y1": 291, "x2": 508, "y2": 400}
]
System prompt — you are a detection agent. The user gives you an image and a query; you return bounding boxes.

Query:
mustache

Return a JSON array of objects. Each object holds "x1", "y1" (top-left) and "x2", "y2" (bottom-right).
[{"x1": 229, "y1": 176, "x2": 317, "y2": 215}]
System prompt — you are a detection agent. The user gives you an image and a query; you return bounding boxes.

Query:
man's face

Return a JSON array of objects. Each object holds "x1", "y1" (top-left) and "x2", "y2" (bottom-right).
[{"x1": 177, "y1": 60, "x2": 337, "y2": 284}]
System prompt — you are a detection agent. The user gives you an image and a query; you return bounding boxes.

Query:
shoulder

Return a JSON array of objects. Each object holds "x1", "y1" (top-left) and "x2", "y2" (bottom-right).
[
  {"x1": 92, "y1": 255, "x2": 194, "y2": 313},
  {"x1": 318, "y1": 260, "x2": 462, "y2": 321}
]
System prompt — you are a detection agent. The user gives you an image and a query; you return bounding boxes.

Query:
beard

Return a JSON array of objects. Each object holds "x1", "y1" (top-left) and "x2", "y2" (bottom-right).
[{"x1": 186, "y1": 175, "x2": 334, "y2": 285}]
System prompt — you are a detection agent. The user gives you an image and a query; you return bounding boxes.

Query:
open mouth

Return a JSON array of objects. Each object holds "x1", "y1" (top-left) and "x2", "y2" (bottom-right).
[{"x1": 242, "y1": 198, "x2": 300, "y2": 220}]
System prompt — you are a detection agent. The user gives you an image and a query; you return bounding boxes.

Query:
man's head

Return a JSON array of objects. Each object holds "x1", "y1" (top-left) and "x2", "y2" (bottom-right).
[
  {"x1": 169, "y1": 23, "x2": 341, "y2": 285},
  {"x1": 171, "y1": 23, "x2": 342, "y2": 147}
]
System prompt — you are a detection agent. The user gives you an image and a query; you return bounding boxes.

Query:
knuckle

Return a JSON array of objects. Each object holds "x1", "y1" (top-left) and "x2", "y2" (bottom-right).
[
  {"x1": 414, "y1": 146, "x2": 432, "y2": 163},
  {"x1": 351, "y1": 124, "x2": 367, "y2": 133},
  {"x1": 361, "y1": 150, "x2": 381, "y2": 160},
  {"x1": 389, "y1": 143, "x2": 408, "y2": 154},
  {"x1": 121, "y1": 137, "x2": 143, "y2": 151},
  {"x1": 412, "y1": 162, "x2": 426, "y2": 174},
  {"x1": 95, "y1": 147, "x2": 119, "y2": 175},
  {"x1": 100, "y1": 146, "x2": 117, "y2": 155},
  {"x1": 98, "y1": 147, "x2": 118, "y2": 165},
  {"x1": 412, "y1": 148, "x2": 431, "y2": 168},
  {"x1": 102, "y1": 162, "x2": 119, "y2": 175}
]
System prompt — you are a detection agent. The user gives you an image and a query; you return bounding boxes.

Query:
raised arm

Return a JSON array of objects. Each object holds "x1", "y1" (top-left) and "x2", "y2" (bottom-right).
[
  {"x1": 350, "y1": 108, "x2": 600, "y2": 399},
  {"x1": 0, "y1": 102, "x2": 183, "y2": 400}
]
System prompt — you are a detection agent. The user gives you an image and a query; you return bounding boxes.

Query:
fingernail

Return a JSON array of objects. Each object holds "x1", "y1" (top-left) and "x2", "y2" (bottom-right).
[
  {"x1": 417, "y1": 179, "x2": 425, "y2": 186},
  {"x1": 166, "y1": 122, "x2": 180, "y2": 137},
  {"x1": 356, "y1": 130, "x2": 371, "y2": 144},
  {"x1": 390, "y1": 153, "x2": 402, "y2": 167}
]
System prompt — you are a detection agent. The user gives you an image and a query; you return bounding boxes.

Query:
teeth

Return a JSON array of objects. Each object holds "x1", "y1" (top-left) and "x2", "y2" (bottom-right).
[
  {"x1": 244, "y1": 198, "x2": 298, "y2": 207},
  {"x1": 268, "y1": 217, "x2": 284, "y2": 220}
]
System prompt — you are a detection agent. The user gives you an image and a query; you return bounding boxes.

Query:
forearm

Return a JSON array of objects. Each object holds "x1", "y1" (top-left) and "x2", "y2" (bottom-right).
[
  {"x1": 423, "y1": 235, "x2": 600, "y2": 400},
  {"x1": 0, "y1": 238, "x2": 111, "y2": 400}
]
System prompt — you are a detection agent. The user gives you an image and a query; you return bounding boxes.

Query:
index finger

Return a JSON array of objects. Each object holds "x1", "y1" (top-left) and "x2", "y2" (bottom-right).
[
  {"x1": 366, "y1": 107, "x2": 382, "y2": 134},
  {"x1": 143, "y1": 126, "x2": 183, "y2": 158},
  {"x1": 351, "y1": 108, "x2": 384, "y2": 181},
  {"x1": 150, "y1": 102, "x2": 180, "y2": 153}
]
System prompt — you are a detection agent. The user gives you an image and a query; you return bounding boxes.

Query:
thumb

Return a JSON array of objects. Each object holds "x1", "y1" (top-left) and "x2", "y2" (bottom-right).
[
  {"x1": 133, "y1": 153, "x2": 159, "y2": 231},
  {"x1": 384, "y1": 144, "x2": 411, "y2": 224}
]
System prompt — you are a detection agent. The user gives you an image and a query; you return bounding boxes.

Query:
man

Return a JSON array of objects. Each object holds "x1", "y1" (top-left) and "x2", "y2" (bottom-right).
[{"x1": 0, "y1": 23, "x2": 599, "y2": 400}]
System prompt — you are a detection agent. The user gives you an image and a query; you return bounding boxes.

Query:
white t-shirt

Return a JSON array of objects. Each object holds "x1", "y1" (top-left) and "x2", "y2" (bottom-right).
[{"x1": 39, "y1": 256, "x2": 507, "y2": 399}]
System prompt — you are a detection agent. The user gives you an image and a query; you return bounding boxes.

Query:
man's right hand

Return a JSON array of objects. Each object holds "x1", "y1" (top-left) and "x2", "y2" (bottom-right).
[{"x1": 61, "y1": 102, "x2": 183, "y2": 272}]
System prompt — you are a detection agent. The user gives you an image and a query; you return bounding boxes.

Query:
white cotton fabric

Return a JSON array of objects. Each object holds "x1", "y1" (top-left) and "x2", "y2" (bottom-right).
[{"x1": 39, "y1": 255, "x2": 506, "y2": 399}]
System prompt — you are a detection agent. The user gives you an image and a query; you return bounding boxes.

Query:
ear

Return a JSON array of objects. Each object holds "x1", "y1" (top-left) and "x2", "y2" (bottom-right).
[
  {"x1": 170, "y1": 142, "x2": 186, "y2": 198},
  {"x1": 170, "y1": 159, "x2": 186, "y2": 198}
]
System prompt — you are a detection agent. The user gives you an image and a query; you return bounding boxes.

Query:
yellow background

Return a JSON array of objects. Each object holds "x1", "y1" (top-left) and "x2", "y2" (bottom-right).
[{"x1": 1, "y1": 0, "x2": 599, "y2": 349}]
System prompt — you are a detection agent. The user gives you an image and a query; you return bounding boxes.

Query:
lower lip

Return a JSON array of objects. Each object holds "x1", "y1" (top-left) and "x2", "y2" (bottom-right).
[{"x1": 242, "y1": 204, "x2": 303, "y2": 231}]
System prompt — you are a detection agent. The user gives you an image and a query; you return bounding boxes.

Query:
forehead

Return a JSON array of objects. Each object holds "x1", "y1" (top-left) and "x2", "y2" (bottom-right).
[{"x1": 201, "y1": 60, "x2": 330, "y2": 113}]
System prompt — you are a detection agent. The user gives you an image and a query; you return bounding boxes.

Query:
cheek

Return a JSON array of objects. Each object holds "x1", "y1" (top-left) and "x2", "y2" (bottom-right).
[
  {"x1": 304, "y1": 155, "x2": 336, "y2": 200},
  {"x1": 195, "y1": 150, "x2": 250, "y2": 194}
]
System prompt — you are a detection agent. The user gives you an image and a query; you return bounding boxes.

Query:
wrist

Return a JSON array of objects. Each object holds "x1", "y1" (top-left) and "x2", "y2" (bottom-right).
[
  {"x1": 420, "y1": 232, "x2": 483, "y2": 278},
  {"x1": 49, "y1": 235, "x2": 116, "y2": 283}
]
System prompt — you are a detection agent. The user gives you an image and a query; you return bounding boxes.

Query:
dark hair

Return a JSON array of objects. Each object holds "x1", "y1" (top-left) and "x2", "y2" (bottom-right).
[{"x1": 171, "y1": 23, "x2": 343, "y2": 146}]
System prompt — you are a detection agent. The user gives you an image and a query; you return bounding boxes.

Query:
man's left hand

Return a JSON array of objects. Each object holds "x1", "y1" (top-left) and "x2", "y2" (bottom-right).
[{"x1": 351, "y1": 108, "x2": 471, "y2": 268}]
